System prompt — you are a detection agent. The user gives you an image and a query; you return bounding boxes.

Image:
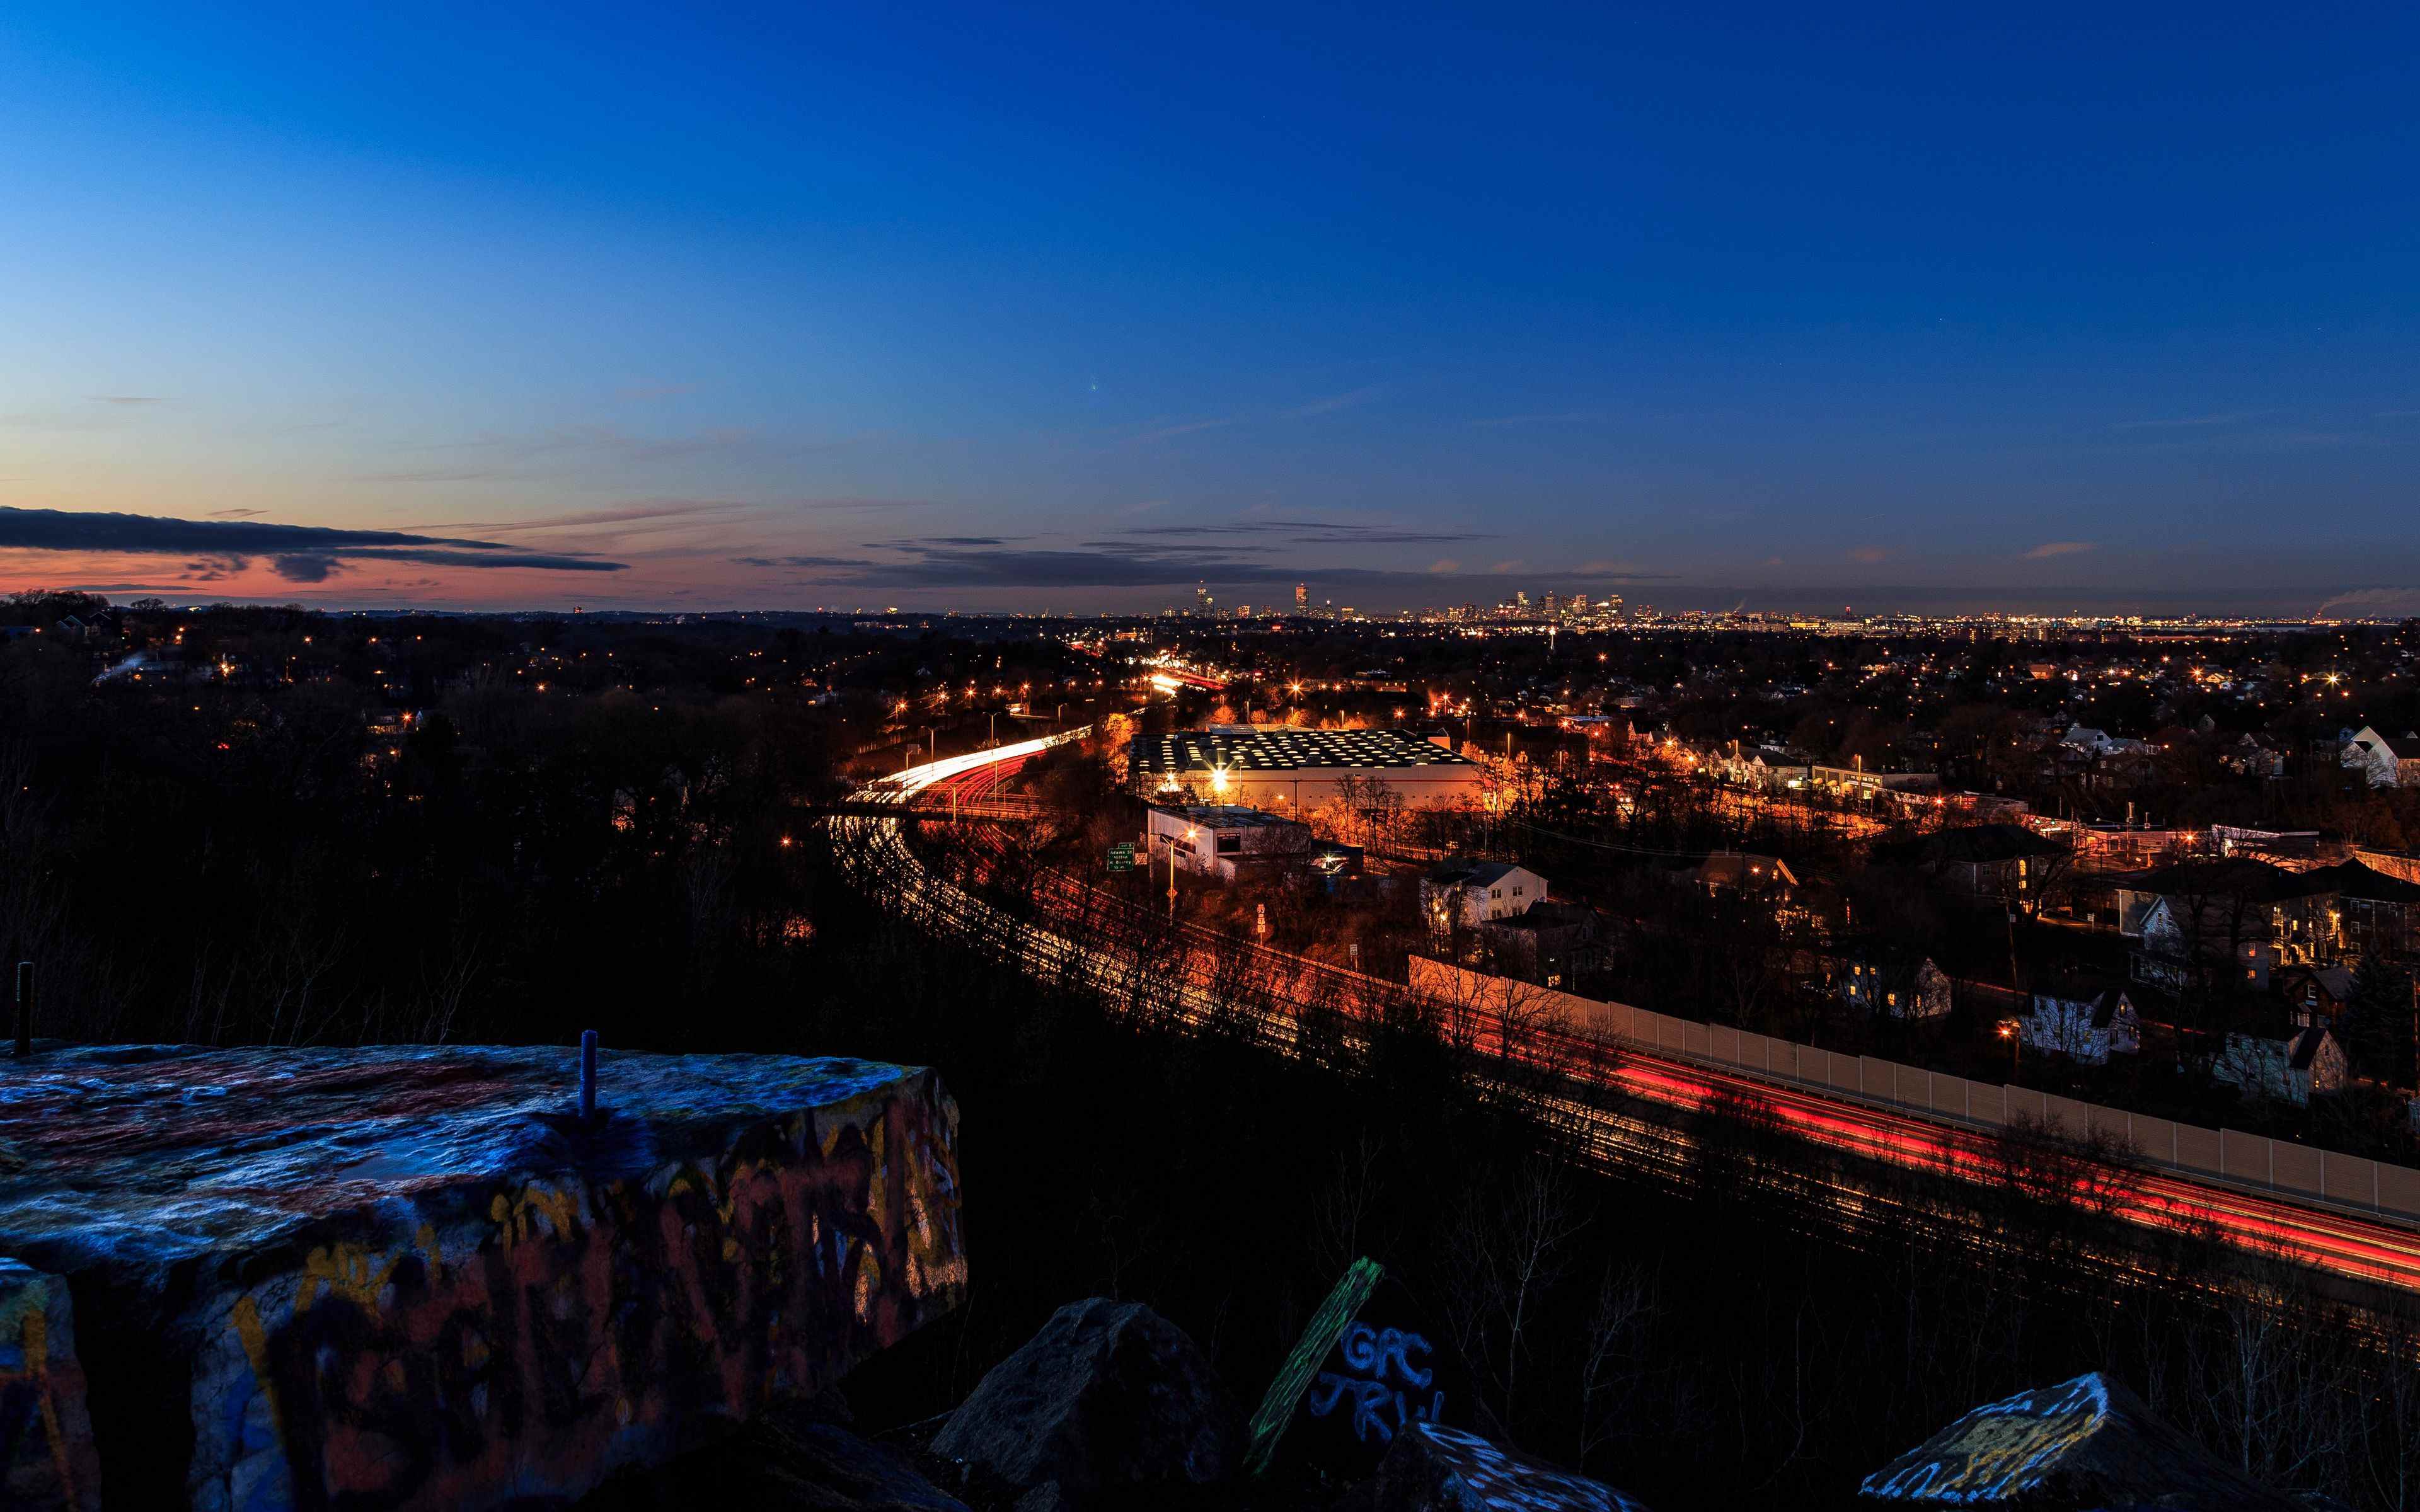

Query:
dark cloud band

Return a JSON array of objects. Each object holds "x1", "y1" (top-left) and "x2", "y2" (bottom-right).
[{"x1": 0, "y1": 506, "x2": 625, "y2": 572}]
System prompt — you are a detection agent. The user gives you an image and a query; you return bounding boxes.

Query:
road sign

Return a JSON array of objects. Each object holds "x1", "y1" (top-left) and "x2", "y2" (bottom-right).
[{"x1": 1106, "y1": 842, "x2": 1136, "y2": 873}]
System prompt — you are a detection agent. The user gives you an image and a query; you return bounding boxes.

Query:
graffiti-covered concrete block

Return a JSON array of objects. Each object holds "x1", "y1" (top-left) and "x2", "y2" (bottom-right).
[
  {"x1": 0, "y1": 1045, "x2": 965, "y2": 1511},
  {"x1": 1, "y1": 1257, "x2": 102, "y2": 1511}
]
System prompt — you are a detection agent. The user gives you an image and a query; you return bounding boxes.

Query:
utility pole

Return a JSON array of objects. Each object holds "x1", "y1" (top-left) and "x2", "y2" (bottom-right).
[{"x1": 1167, "y1": 835, "x2": 1180, "y2": 921}]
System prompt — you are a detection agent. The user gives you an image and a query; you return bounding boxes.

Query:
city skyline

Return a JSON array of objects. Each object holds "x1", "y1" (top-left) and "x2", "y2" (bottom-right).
[{"x1": 4, "y1": 4, "x2": 2418, "y2": 616}]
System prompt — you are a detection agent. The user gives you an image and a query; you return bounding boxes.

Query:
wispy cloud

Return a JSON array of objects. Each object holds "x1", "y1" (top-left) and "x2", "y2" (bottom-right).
[
  {"x1": 91, "y1": 395, "x2": 166, "y2": 405},
  {"x1": 1284, "y1": 384, "x2": 1385, "y2": 419},
  {"x1": 1130, "y1": 417, "x2": 1235, "y2": 444},
  {"x1": 454, "y1": 501, "x2": 753, "y2": 533},
  {"x1": 734, "y1": 554, "x2": 879, "y2": 570},
  {"x1": 2023, "y1": 540, "x2": 2095, "y2": 559},
  {"x1": 1847, "y1": 546, "x2": 1890, "y2": 564},
  {"x1": 0, "y1": 506, "x2": 625, "y2": 573},
  {"x1": 1119, "y1": 520, "x2": 1487, "y2": 546}
]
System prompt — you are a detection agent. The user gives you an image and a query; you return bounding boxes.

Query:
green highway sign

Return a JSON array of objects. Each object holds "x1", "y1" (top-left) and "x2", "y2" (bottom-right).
[{"x1": 1107, "y1": 842, "x2": 1136, "y2": 873}]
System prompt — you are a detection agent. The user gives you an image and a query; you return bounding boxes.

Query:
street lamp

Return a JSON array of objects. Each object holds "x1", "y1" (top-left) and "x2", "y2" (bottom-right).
[
  {"x1": 1168, "y1": 827, "x2": 1194, "y2": 920},
  {"x1": 1999, "y1": 1019, "x2": 2020, "y2": 1077}
]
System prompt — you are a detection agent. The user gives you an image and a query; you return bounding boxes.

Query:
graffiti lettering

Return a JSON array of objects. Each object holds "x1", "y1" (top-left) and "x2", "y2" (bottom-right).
[
  {"x1": 1307, "y1": 1320, "x2": 1443, "y2": 1445},
  {"x1": 1307, "y1": 1371, "x2": 1446, "y2": 1445},
  {"x1": 1337, "y1": 1322, "x2": 1433, "y2": 1387}
]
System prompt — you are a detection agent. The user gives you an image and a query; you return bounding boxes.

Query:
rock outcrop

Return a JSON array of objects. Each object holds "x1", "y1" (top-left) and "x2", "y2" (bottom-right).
[
  {"x1": 1371, "y1": 1423, "x2": 1651, "y2": 1512},
  {"x1": 0, "y1": 1044, "x2": 966, "y2": 1511},
  {"x1": 931, "y1": 1297, "x2": 1239, "y2": 1507},
  {"x1": 1860, "y1": 1372, "x2": 2300, "y2": 1509}
]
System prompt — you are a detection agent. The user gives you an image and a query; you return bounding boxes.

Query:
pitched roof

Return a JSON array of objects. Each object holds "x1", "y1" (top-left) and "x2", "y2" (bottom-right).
[
  {"x1": 2290, "y1": 1024, "x2": 2335, "y2": 1071},
  {"x1": 2262, "y1": 858, "x2": 2420, "y2": 905},
  {"x1": 1427, "y1": 859, "x2": 1523, "y2": 888}
]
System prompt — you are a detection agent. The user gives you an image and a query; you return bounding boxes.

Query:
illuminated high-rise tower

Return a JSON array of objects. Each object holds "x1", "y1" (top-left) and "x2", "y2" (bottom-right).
[{"x1": 1294, "y1": 582, "x2": 1309, "y2": 616}]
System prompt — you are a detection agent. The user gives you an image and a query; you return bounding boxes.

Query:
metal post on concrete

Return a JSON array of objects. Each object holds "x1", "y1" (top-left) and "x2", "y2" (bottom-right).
[
  {"x1": 579, "y1": 1029, "x2": 599, "y2": 1120},
  {"x1": 12, "y1": 960, "x2": 28, "y2": 1057}
]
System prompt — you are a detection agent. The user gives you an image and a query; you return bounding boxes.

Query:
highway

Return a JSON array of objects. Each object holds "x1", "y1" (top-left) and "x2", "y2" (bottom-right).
[{"x1": 830, "y1": 734, "x2": 2420, "y2": 1297}]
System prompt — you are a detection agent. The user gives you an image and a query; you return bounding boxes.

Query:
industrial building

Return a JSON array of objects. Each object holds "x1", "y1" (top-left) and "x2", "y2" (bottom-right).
[
  {"x1": 1143, "y1": 804, "x2": 1317, "y2": 881},
  {"x1": 1127, "y1": 726, "x2": 1485, "y2": 809}
]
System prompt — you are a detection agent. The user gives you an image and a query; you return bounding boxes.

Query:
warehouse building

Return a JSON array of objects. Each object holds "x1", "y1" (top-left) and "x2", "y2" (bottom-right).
[{"x1": 1128, "y1": 726, "x2": 1487, "y2": 809}]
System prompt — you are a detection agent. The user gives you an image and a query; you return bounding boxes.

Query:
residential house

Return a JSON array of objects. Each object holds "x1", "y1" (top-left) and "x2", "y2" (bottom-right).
[
  {"x1": 1422, "y1": 859, "x2": 1547, "y2": 931},
  {"x1": 2214, "y1": 1026, "x2": 2348, "y2": 1106},
  {"x1": 2274, "y1": 964, "x2": 2356, "y2": 1031},
  {"x1": 1670, "y1": 852, "x2": 1799, "y2": 895},
  {"x1": 1872, "y1": 824, "x2": 2071, "y2": 914},
  {"x1": 2344, "y1": 726, "x2": 2420, "y2": 789},
  {"x1": 1828, "y1": 949, "x2": 1953, "y2": 1020},
  {"x1": 2020, "y1": 987, "x2": 2140, "y2": 1065},
  {"x1": 2135, "y1": 895, "x2": 2276, "y2": 994},
  {"x1": 1480, "y1": 900, "x2": 1606, "y2": 988},
  {"x1": 2223, "y1": 734, "x2": 2288, "y2": 779},
  {"x1": 2269, "y1": 859, "x2": 2420, "y2": 965}
]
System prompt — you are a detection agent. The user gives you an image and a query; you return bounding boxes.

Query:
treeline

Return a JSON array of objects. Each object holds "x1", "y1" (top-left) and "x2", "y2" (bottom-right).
[{"x1": 0, "y1": 619, "x2": 851, "y2": 1048}]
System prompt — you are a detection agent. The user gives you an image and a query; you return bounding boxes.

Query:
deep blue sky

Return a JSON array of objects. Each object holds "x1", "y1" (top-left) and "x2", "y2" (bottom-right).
[{"x1": 3, "y1": 3, "x2": 2415, "y2": 613}]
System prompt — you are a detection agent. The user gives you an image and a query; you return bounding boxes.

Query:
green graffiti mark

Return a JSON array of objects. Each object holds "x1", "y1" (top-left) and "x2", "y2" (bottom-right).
[{"x1": 1243, "y1": 1256, "x2": 1383, "y2": 1477}]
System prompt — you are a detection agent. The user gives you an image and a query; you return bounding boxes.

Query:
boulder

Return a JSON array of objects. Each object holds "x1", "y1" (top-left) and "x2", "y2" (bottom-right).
[
  {"x1": 1372, "y1": 1423, "x2": 1650, "y2": 1512},
  {"x1": 932, "y1": 1298, "x2": 1240, "y2": 1503},
  {"x1": 1, "y1": 1257, "x2": 101, "y2": 1511},
  {"x1": 1860, "y1": 1372, "x2": 2300, "y2": 1509}
]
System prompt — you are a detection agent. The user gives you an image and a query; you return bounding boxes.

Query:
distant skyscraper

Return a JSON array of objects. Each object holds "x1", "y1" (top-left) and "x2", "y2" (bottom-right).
[
  {"x1": 1294, "y1": 582, "x2": 1309, "y2": 615},
  {"x1": 1195, "y1": 581, "x2": 1209, "y2": 615},
  {"x1": 1543, "y1": 591, "x2": 1560, "y2": 619}
]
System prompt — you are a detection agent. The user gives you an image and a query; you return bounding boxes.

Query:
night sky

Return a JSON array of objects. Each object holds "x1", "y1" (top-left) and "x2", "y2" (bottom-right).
[{"x1": 4, "y1": 4, "x2": 2415, "y2": 615}]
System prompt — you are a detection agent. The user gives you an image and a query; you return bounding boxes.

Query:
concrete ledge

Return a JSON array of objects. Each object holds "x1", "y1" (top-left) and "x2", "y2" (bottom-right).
[{"x1": 0, "y1": 1045, "x2": 965, "y2": 1511}]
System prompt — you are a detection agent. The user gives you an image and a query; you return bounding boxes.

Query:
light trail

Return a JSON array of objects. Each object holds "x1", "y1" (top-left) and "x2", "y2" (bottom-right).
[{"x1": 833, "y1": 739, "x2": 2420, "y2": 1295}]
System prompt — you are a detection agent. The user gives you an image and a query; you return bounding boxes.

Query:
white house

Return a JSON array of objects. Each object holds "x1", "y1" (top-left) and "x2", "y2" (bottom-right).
[
  {"x1": 2343, "y1": 726, "x2": 2420, "y2": 789},
  {"x1": 1144, "y1": 804, "x2": 1313, "y2": 882},
  {"x1": 2020, "y1": 988, "x2": 2140, "y2": 1065},
  {"x1": 1421, "y1": 860, "x2": 1547, "y2": 931},
  {"x1": 2213, "y1": 1026, "x2": 2347, "y2": 1106}
]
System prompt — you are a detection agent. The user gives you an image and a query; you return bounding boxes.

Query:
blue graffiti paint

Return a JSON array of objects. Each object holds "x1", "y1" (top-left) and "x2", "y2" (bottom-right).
[{"x1": 1308, "y1": 1322, "x2": 1443, "y2": 1444}]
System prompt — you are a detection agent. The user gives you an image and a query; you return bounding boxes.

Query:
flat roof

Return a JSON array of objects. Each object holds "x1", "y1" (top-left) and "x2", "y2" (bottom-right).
[
  {"x1": 1130, "y1": 727, "x2": 1478, "y2": 776},
  {"x1": 1145, "y1": 803, "x2": 1303, "y2": 830}
]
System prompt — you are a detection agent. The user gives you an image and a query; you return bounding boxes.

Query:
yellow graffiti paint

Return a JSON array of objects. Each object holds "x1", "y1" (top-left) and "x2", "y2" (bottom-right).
[
  {"x1": 229, "y1": 1295, "x2": 285, "y2": 1450},
  {"x1": 298, "y1": 1244, "x2": 400, "y2": 1314}
]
